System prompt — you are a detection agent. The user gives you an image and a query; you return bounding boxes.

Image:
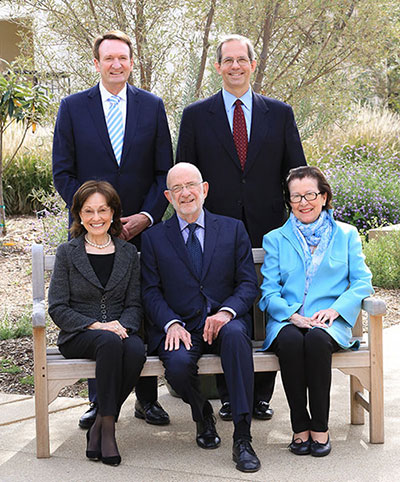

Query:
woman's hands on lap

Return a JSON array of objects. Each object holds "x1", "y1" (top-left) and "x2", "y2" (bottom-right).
[
  {"x1": 87, "y1": 320, "x2": 128, "y2": 339},
  {"x1": 289, "y1": 309, "x2": 338, "y2": 329},
  {"x1": 311, "y1": 308, "x2": 339, "y2": 327}
]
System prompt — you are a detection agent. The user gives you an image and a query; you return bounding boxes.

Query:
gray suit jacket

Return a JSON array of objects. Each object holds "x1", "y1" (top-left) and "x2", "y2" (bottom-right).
[{"x1": 48, "y1": 235, "x2": 143, "y2": 346}]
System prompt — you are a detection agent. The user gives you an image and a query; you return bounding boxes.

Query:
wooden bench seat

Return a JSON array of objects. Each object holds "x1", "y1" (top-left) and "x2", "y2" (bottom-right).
[{"x1": 32, "y1": 243, "x2": 386, "y2": 458}]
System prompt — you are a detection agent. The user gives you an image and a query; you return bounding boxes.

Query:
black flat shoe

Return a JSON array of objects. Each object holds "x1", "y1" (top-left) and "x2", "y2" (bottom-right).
[
  {"x1": 218, "y1": 402, "x2": 233, "y2": 421},
  {"x1": 79, "y1": 402, "x2": 98, "y2": 429},
  {"x1": 311, "y1": 435, "x2": 331, "y2": 457},
  {"x1": 196, "y1": 414, "x2": 221, "y2": 449},
  {"x1": 288, "y1": 436, "x2": 311, "y2": 455},
  {"x1": 86, "y1": 429, "x2": 101, "y2": 461},
  {"x1": 232, "y1": 439, "x2": 261, "y2": 473},
  {"x1": 253, "y1": 400, "x2": 274, "y2": 420},
  {"x1": 134, "y1": 400, "x2": 170, "y2": 426},
  {"x1": 101, "y1": 455, "x2": 121, "y2": 466}
]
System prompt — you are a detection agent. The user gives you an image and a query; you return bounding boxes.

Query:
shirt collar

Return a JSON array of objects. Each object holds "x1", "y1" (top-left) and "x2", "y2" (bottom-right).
[
  {"x1": 99, "y1": 82, "x2": 127, "y2": 102},
  {"x1": 177, "y1": 209, "x2": 205, "y2": 232},
  {"x1": 222, "y1": 87, "x2": 252, "y2": 113}
]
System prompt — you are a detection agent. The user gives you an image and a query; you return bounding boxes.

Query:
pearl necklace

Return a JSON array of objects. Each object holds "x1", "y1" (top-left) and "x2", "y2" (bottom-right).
[{"x1": 85, "y1": 234, "x2": 112, "y2": 249}]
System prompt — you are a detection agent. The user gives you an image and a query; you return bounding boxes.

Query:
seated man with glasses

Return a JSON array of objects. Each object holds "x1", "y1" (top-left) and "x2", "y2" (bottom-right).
[{"x1": 140, "y1": 162, "x2": 261, "y2": 473}]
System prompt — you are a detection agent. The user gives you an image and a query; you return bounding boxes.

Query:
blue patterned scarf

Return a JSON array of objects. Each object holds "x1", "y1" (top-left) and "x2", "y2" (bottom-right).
[{"x1": 290, "y1": 209, "x2": 333, "y2": 294}]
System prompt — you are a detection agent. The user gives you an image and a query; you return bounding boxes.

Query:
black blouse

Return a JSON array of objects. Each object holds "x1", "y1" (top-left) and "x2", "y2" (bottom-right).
[{"x1": 87, "y1": 253, "x2": 115, "y2": 287}]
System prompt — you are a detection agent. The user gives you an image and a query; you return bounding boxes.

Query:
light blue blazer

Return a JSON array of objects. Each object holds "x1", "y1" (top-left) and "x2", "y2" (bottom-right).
[{"x1": 259, "y1": 213, "x2": 373, "y2": 350}]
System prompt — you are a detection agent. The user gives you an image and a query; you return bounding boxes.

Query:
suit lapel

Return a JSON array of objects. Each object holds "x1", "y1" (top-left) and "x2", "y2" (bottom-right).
[
  {"x1": 245, "y1": 93, "x2": 270, "y2": 175},
  {"x1": 104, "y1": 238, "x2": 132, "y2": 291},
  {"x1": 209, "y1": 92, "x2": 242, "y2": 171},
  {"x1": 120, "y1": 84, "x2": 139, "y2": 166},
  {"x1": 165, "y1": 215, "x2": 197, "y2": 276},
  {"x1": 87, "y1": 84, "x2": 116, "y2": 163},
  {"x1": 70, "y1": 236, "x2": 104, "y2": 290},
  {"x1": 201, "y1": 210, "x2": 218, "y2": 279}
]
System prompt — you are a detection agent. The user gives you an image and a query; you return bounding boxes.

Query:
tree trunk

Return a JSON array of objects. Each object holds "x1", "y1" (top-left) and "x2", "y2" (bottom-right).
[
  {"x1": 0, "y1": 128, "x2": 6, "y2": 236},
  {"x1": 195, "y1": 0, "x2": 216, "y2": 99}
]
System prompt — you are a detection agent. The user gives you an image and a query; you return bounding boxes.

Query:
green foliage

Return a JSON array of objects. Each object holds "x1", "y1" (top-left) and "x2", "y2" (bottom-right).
[
  {"x1": 20, "y1": 375, "x2": 34, "y2": 386},
  {"x1": 0, "y1": 311, "x2": 32, "y2": 340},
  {"x1": 2, "y1": 153, "x2": 52, "y2": 215},
  {"x1": 363, "y1": 233, "x2": 400, "y2": 289},
  {"x1": 0, "y1": 359, "x2": 22, "y2": 374}
]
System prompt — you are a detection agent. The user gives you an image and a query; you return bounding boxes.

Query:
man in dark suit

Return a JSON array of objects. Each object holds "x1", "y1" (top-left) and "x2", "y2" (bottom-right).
[
  {"x1": 52, "y1": 31, "x2": 172, "y2": 429},
  {"x1": 141, "y1": 162, "x2": 261, "y2": 473},
  {"x1": 176, "y1": 34, "x2": 306, "y2": 421}
]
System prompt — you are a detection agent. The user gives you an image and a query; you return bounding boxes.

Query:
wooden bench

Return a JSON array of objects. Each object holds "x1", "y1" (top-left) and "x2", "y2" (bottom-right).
[{"x1": 32, "y1": 243, "x2": 386, "y2": 458}]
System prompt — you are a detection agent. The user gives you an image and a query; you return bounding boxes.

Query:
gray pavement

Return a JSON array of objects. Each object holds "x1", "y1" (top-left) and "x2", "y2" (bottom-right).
[{"x1": 1, "y1": 325, "x2": 399, "y2": 482}]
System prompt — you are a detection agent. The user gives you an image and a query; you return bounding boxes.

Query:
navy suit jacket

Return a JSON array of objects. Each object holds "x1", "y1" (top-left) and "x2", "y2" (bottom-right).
[
  {"x1": 140, "y1": 210, "x2": 259, "y2": 353},
  {"x1": 53, "y1": 83, "x2": 173, "y2": 232},
  {"x1": 176, "y1": 91, "x2": 306, "y2": 247}
]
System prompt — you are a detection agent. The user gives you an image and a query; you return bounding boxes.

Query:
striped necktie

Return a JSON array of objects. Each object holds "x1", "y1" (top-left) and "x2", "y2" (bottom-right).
[{"x1": 106, "y1": 95, "x2": 124, "y2": 165}]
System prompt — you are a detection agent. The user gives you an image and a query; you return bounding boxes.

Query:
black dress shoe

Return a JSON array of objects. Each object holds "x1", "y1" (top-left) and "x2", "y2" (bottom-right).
[
  {"x1": 101, "y1": 454, "x2": 121, "y2": 466},
  {"x1": 253, "y1": 400, "x2": 274, "y2": 420},
  {"x1": 232, "y1": 439, "x2": 261, "y2": 472},
  {"x1": 86, "y1": 429, "x2": 101, "y2": 461},
  {"x1": 79, "y1": 402, "x2": 98, "y2": 429},
  {"x1": 134, "y1": 400, "x2": 170, "y2": 426},
  {"x1": 196, "y1": 414, "x2": 221, "y2": 449},
  {"x1": 311, "y1": 435, "x2": 331, "y2": 457},
  {"x1": 288, "y1": 436, "x2": 311, "y2": 455},
  {"x1": 218, "y1": 402, "x2": 233, "y2": 421}
]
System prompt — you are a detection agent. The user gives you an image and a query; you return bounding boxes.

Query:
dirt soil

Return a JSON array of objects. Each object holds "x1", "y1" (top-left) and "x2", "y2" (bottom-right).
[{"x1": 0, "y1": 215, "x2": 399, "y2": 398}]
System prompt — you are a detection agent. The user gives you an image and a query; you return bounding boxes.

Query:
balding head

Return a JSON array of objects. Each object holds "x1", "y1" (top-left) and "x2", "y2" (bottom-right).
[{"x1": 164, "y1": 163, "x2": 209, "y2": 223}]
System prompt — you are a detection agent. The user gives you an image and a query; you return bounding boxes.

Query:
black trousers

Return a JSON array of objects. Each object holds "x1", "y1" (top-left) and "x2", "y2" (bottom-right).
[
  {"x1": 158, "y1": 318, "x2": 254, "y2": 425},
  {"x1": 60, "y1": 330, "x2": 145, "y2": 417},
  {"x1": 270, "y1": 324, "x2": 340, "y2": 433}
]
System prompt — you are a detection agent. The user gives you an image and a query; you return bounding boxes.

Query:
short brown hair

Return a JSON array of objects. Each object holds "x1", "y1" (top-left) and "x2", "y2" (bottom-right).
[
  {"x1": 93, "y1": 30, "x2": 133, "y2": 60},
  {"x1": 284, "y1": 165, "x2": 333, "y2": 211},
  {"x1": 70, "y1": 180, "x2": 123, "y2": 238},
  {"x1": 216, "y1": 34, "x2": 255, "y2": 64}
]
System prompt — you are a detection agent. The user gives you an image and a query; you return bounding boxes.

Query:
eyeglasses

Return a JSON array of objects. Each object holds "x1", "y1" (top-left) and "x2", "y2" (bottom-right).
[
  {"x1": 169, "y1": 181, "x2": 203, "y2": 194},
  {"x1": 221, "y1": 57, "x2": 251, "y2": 67},
  {"x1": 289, "y1": 192, "x2": 322, "y2": 203},
  {"x1": 81, "y1": 207, "x2": 111, "y2": 217}
]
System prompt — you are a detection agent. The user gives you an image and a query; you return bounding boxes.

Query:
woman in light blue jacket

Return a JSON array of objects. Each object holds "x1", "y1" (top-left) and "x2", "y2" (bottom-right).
[{"x1": 259, "y1": 166, "x2": 373, "y2": 457}]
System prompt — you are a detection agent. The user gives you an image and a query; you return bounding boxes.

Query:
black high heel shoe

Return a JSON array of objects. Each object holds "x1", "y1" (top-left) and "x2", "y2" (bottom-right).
[
  {"x1": 101, "y1": 454, "x2": 121, "y2": 466},
  {"x1": 86, "y1": 429, "x2": 101, "y2": 461}
]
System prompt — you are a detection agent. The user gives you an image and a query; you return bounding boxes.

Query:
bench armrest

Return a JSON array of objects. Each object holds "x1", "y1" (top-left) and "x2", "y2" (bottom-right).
[
  {"x1": 33, "y1": 300, "x2": 46, "y2": 328},
  {"x1": 362, "y1": 296, "x2": 387, "y2": 316}
]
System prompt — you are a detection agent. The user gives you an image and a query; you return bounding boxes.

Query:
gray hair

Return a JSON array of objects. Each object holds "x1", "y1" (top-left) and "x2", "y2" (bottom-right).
[{"x1": 216, "y1": 35, "x2": 255, "y2": 64}]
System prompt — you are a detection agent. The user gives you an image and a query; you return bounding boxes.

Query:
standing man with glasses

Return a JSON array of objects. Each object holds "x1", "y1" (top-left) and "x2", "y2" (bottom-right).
[
  {"x1": 52, "y1": 30, "x2": 172, "y2": 430},
  {"x1": 176, "y1": 34, "x2": 306, "y2": 422}
]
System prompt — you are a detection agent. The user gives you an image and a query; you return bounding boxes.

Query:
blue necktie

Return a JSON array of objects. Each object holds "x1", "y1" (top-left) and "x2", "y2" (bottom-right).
[
  {"x1": 106, "y1": 95, "x2": 124, "y2": 165},
  {"x1": 186, "y1": 223, "x2": 203, "y2": 277}
]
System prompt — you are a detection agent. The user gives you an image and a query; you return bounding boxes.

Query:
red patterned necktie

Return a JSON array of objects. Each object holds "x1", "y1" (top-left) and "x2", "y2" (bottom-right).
[{"x1": 233, "y1": 99, "x2": 248, "y2": 170}]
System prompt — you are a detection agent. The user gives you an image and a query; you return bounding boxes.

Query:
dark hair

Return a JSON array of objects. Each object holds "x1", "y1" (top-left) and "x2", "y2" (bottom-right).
[
  {"x1": 70, "y1": 180, "x2": 123, "y2": 238},
  {"x1": 93, "y1": 30, "x2": 133, "y2": 60},
  {"x1": 216, "y1": 34, "x2": 255, "y2": 64},
  {"x1": 284, "y1": 165, "x2": 333, "y2": 211}
]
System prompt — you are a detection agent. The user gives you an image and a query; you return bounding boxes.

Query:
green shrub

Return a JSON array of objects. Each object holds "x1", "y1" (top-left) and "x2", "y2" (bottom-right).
[
  {"x1": 2, "y1": 153, "x2": 52, "y2": 215},
  {"x1": 363, "y1": 232, "x2": 400, "y2": 289},
  {"x1": 0, "y1": 359, "x2": 22, "y2": 374},
  {"x1": 310, "y1": 143, "x2": 400, "y2": 232},
  {"x1": 0, "y1": 312, "x2": 32, "y2": 340}
]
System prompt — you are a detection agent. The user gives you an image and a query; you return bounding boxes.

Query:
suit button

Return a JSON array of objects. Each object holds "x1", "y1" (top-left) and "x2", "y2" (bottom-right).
[
  {"x1": 241, "y1": 178, "x2": 246, "y2": 184},
  {"x1": 196, "y1": 309, "x2": 201, "y2": 315},
  {"x1": 200, "y1": 285, "x2": 203, "y2": 290},
  {"x1": 237, "y1": 200, "x2": 242, "y2": 206}
]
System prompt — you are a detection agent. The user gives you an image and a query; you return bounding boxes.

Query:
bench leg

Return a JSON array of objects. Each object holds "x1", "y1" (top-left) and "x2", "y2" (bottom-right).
[
  {"x1": 369, "y1": 315, "x2": 384, "y2": 443},
  {"x1": 350, "y1": 375, "x2": 364, "y2": 425},
  {"x1": 33, "y1": 327, "x2": 50, "y2": 457}
]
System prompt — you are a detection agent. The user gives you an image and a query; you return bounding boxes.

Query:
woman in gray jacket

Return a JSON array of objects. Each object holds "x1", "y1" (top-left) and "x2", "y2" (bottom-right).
[{"x1": 48, "y1": 180, "x2": 145, "y2": 466}]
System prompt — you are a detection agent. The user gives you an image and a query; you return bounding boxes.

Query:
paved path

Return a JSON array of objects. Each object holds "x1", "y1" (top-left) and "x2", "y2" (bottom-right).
[{"x1": 1, "y1": 325, "x2": 399, "y2": 481}]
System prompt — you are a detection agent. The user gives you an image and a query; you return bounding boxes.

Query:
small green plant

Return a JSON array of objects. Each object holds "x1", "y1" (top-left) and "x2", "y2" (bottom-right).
[
  {"x1": 0, "y1": 358, "x2": 22, "y2": 374},
  {"x1": 20, "y1": 375, "x2": 34, "y2": 386},
  {"x1": 363, "y1": 232, "x2": 400, "y2": 289},
  {"x1": 0, "y1": 311, "x2": 32, "y2": 340}
]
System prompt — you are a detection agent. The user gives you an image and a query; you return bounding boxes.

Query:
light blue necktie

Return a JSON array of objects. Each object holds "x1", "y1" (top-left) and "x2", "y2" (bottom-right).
[{"x1": 106, "y1": 95, "x2": 124, "y2": 165}]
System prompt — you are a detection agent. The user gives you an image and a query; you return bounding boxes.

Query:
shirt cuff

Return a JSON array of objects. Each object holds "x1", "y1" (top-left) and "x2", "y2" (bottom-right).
[
  {"x1": 140, "y1": 211, "x2": 154, "y2": 227},
  {"x1": 219, "y1": 307, "x2": 236, "y2": 319},
  {"x1": 164, "y1": 319, "x2": 185, "y2": 333}
]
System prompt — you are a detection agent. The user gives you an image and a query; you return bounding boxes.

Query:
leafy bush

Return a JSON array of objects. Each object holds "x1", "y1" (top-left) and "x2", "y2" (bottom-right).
[
  {"x1": 0, "y1": 312, "x2": 32, "y2": 340},
  {"x1": 312, "y1": 143, "x2": 400, "y2": 232},
  {"x1": 363, "y1": 232, "x2": 400, "y2": 289},
  {"x1": 2, "y1": 153, "x2": 52, "y2": 215},
  {"x1": 32, "y1": 188, "x2": 69, "y2": 254}
]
